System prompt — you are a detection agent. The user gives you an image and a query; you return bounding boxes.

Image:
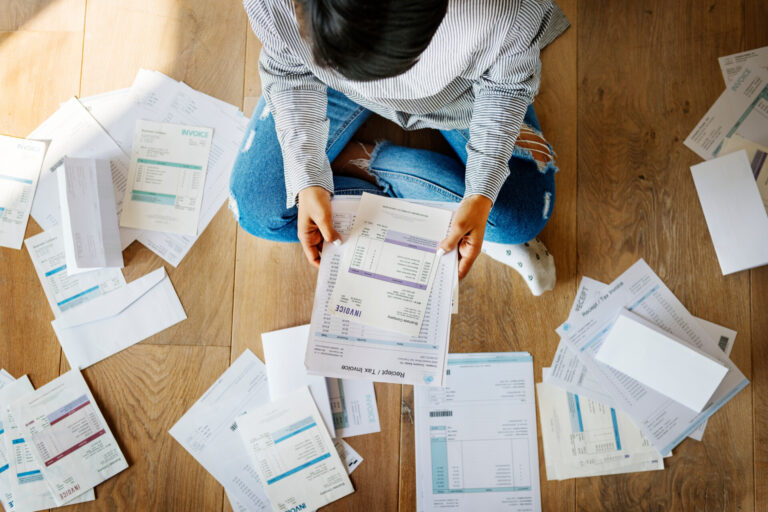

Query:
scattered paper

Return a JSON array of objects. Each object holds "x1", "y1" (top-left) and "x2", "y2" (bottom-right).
[
  {"x1": 720, "y1": 134, "x2": 768, "y2": 211},
  {"x1": 59, "y1": 157, "x2": 124, "y2": 273},
  {"x1": 327, "y1": 378, "x2": 380, "y2": 438},
  {"x1": 415, "y1": 353, "x2": 541, "y2": 512},
  {"x1": 719, "y1": 46, "x2": 768, "y2": 85},
  {"x1": 25, "y1": 228, "x2": 126, "y2": 318},
  {"x1": 9, "y1": 369, "x2": 128, "y2": 505},
  {"x1": 51, "y1": 267, "x2": 186, "y2": 369},
  {"x1": 690, "y1": 150, "x2": 768, "y2": 274},
  {"x1": 0, "y1": 135, "x2": 46, "y2": 249},
  {"x1": 238, "y1": 387, "x2": 354, "y2": 512}
]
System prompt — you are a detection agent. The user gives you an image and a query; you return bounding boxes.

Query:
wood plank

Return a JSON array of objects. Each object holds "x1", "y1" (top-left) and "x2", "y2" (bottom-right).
[
  {"x1": 577, "y1": 1, "x2": 753, "y2": 510},
  {"x1": 59, "y1": 345, "x2": 229, "y2": 511},
  {"x1": 746, "y1": 0, "x2": 768, "y2": 509},
  {"x1": 79, "y1": 0, "x2": 248, "y2": 347},
  {"x1": 0, "y1": 0, "x2": 85, "y2": 385}
]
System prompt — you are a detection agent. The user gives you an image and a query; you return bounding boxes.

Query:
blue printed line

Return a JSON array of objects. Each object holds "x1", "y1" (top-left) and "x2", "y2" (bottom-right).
[
  {"x1": 627, "y1": 285, "x2": 660, "y2": 312},
  {"x1": 0, "y1": 174, "x2": 34, "y2": 185},
  {"x1": 57, "y1": 285, "x2": 99, "y2": 306},
  {"x1": 448, "y1": 354, "x2": 533, "y2": 365},
  {"x1": 574, "y1": 395, "x2": 584, "y2": 432},
  {"x1": 12, "y1": 438, "x2": 24, "y2": 445},
  {"x1": 266, "y1": 452, "x2": 331, "y2": 485},
  {"x1": 0, "y1": 428, "x2": 4, "y2": 435},
  {"x1": 581, "y1": 325, "x2": 612, "y2": 352},
  {"x1": 274, "y1": 422, "x2": 316, "y2": 444},
  {"x1": 434, "y1": 486, "x2": 533, "y2": 494},
  {"x1": 16, "y1": 470, "x2": 40, "y2": 477},
  {"x1": 610, "y1": 408, "x2": 622, "y2": 450},
  {"x1": 45, "y1": 264, "x2": 67, "y2": 277},
  {"x1": 317, "y1": 332, "x2": 438, "y2": 350},
  {"x1": 0, "y1": 464, "x2": 8, "y2": 474}
]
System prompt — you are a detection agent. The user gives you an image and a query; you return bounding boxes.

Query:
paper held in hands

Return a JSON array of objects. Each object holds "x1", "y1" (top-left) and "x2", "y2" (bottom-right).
[
  {"x1": 329, "y1": 192, "x2": 453, "y2": 337},
  {"x1": 595, "y1": 309, "x2": 728, "y2": 412},
  {"x1": 120, "y1": 120, "x2": 213, "y2": 236}
]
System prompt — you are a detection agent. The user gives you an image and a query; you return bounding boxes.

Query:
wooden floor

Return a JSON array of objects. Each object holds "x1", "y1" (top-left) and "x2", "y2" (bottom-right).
[{"x1": 1, "y1": 0, "x2": 767, "y2": 510}]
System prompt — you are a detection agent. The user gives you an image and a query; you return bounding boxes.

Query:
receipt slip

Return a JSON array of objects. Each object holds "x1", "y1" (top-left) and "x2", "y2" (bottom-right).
[
  {"x1": 120, "y1": 120, "x2": 213, "y2": 236},
  {"x1": 52, "y1": 267, "x2": 186, "y2": 369},
  {"x1": 690, "y1": 150, "x2": 768, "y2": 274},
  {"x1": 596, "y1": 310, "x2": 728, "y2": 412},
  {"x1": 0, "y1": 135, "x2": 47, "y2": 249},
  {"x1": 329, "y1": 193, "x2": 453, "y2": 337},
  {"x1": 238, "y1": 387, "x2": 354, "y2": 512},
  {"x1": 59, "y1": 157, "x2": 124, "y2": 273},
  {"x1": 8, "y1": 369, "x2": 127, "y2": 506}
]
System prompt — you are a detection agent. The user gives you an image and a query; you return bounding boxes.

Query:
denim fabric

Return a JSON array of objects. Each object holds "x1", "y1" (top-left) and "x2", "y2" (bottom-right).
[{"x1": 229, "y1": 89, "x2": 555, "y2": 244}]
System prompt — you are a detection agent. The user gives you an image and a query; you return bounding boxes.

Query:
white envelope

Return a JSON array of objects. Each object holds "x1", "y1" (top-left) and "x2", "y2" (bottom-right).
[
  {"x1": 595, "y1": 309, "x2": 728, "y2": 412},
  {"x1": 52, "y1": 267, "x2": 186, "y2": 369}
]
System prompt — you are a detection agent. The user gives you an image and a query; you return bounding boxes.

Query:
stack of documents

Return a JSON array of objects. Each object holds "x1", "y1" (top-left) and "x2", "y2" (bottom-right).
[
  {"x1": 305, "y1": 195, "x2": 459, "y2": 387},
  {"x1": 171, "y1": 349, "x2": 365, "y2": 512},
  {"x1": 0, "y1": 369, "x2": 128, "y2": 510},
  {"x1": 684, "y1": 46, "x2": 768, "y2": 274},
  {"x1": 415, "y1": 353, "x2": 541, "y2": 511},
  {"x1": 537, "y1": 260, "x2": 749, "y2": 480}
]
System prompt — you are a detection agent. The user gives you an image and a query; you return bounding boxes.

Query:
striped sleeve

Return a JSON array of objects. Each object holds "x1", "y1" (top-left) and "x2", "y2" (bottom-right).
[
  {"x1": 464, "y1": 0, "x2": 553, "y2": 203},
  {"x1": 245, "y1": 0, "x2": 333, "y2": 208}
]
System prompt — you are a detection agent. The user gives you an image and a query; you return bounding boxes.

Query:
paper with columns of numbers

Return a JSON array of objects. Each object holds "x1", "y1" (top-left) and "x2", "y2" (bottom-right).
[
  {"x1": 120, "y1": 120, "x2": 213, "y2": 236},
  {"x1": 8, "y1": 369, "x2": 128, "y2": 506},
  {"x1": 238, "y1": 387, "x2": 354, "y2": 512},
  {"x1": 329, "y1": 192, "x2": 453, "y2": 337},
  {"x1": 0, "y1": 135, "x2": 46, "y2": 249},
  {"x1": 415, "y1": 353, "x2": 541, "y2": 512},
  {"x1": 306, "y1": 197, "x2": 457, "y2": 387},
  {"x1": 0, "y1": 376, "x2": 95, "y2": 511},
  {"x1": 719, "y1": 46, "x2": 768, "y2": 85}
]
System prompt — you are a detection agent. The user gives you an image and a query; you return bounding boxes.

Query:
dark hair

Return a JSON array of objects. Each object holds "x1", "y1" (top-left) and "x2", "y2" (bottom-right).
[{"x1": 296, "y1": 0, "x2": 449, "y2": 82}]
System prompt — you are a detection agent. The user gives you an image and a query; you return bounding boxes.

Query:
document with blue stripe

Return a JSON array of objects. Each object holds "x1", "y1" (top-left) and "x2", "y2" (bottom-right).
[
  {"x1": 238, "y1": 386, "x2": 354, "y2": 511},
  {"x1": 120, "y1": 120, "x2": 213, "y2": 236},
  {"x1": 0, "y1": 135, "x2": 46, "y2": 249},
  {"x1": 414, "y1": 353, "x2": 541, "y2": 512}
]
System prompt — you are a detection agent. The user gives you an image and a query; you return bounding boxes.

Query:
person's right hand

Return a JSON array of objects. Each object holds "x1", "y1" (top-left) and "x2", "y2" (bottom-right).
[{"x1": 297, "y1": 186, "x2": 341, "y2": 268}]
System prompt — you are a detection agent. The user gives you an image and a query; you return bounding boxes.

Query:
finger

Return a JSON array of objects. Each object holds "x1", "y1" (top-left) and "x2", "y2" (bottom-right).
[
  {"x1": 297, "y1": 217, "x2": 323, "y2": 267},
  {"x1": 315, "y1": 213, "x2": 342, "y2": 245},
  {"x1": 457, "y1": 237, "x2": 482, "y2": 280},
  {"x1": 439, "y1": 222, "x2": 467, "y2": 253}
]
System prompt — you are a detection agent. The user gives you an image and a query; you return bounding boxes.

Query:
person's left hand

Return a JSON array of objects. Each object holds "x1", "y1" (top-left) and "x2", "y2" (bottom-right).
[{"x1": 439, "y1": 194, "x2": 493, "y2": 280}]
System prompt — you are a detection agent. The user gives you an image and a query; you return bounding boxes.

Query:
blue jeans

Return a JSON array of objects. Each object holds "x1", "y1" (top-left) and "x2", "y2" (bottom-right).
[{"x1": 229, "y1": 89, "x2": 556, "y2": 244}]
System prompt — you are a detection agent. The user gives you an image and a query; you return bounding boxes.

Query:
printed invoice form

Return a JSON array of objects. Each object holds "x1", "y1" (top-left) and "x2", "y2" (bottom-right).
[
  {"x1": 415, "y1": 353, "x2": 541, "y2": 512},
  {"x1": 329, "y1": 193, "x2": 453, "y2": 336},
  {"x1": 306, "y1": 197, "x2": 458, "y2": 387},
  {"x1": 0, "y1": 135, "x2": 46, "y2": 249},
  {"x1": 120, "y1": 120, "x2": 213, "y2": 236}
]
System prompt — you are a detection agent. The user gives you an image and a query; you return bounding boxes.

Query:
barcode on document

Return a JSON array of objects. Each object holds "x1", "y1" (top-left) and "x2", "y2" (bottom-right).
[{"x1": 429, "y1": 410, "x2": 453, "y2": 417}]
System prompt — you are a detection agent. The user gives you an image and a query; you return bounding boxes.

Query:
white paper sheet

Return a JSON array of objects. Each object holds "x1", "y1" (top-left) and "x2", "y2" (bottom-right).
[
  {"x1": 555, "y1": 259, "x2": 749, "y2": 455},
  {"x1": 120, "y1": 120, "x2": 213, "y2": 236},
  {"x1": 719, "y1": 46, "x2": 768, "y2": 85},
  {"x1": 9, "y1": 369, "x2": 128, "y2": 505},
  {"x1": 0, "y1": 376, "x2": 95, "y2": 511},
  {"x1": 169, "y1": 349, "x2": 272, "y2": 512},
  {"x1": 262, "y1": 325, "x2": 336, "y2": 438},
  {"x1": 51, "y1": 267, "x2": 186, "y2": 368},
  {"x1": 415, "y1": 353, "x2": 541, "y2": 512},
  {"x1": 720, "y1": 134, "x2": 768, "y2": 211},
  {"x1": 690, "y1": 150, "x2": 768, "y2": 274},
  {"x1": 59, "y1": 157, "x2": 124, "y2": 273},
  {"x1": 0, "y1": 135, "x2": 46, "y2": 249},
  {"x1": 684, "y1": 66, "x2": 768, "y2": 159},
  {"x1": 536, "y1": 381, "x2": 663, "y2": 480},
  {"x1": 329, "y1": 193, "x2": 453, "y2": 336},
  {"x1": 327, "y1": 378, "x2": 380, "y2": 438},
  {"x1": 306, "y1": 197, "x2": 456, "y2": 386},
  {"x1": 25, "y1": 228, "x2": 126, "y2": 318},
  {"x1": 238, "y1": 387, "x2": 354, "y2": 512}
]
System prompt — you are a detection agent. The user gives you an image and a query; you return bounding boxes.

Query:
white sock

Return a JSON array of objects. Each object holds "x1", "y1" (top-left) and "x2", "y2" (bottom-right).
[{"x1": 481, "y1": 238, "x2": 556, "y2": 296}]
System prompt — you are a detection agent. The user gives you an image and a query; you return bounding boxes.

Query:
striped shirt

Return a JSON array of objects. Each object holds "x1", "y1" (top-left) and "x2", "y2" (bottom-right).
[{"x1": 244, "y1": 0, "x2": 557, "y2": 208}]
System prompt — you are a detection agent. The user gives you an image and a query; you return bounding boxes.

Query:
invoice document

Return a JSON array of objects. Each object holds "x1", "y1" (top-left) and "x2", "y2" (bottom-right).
[
  {"x1": 262, "y1": 325, "x2": 336, "y2": 438},
  {"x1": 120, "y1": 120, "x2": 213, "y2": 236},
  {"x1": 0, "y1": 373, "x2": 22, "y2": 511},
  {"x1": 329, "y1": 193, "x2": 453, "y2": 336},
  {"x1": 169, "y1": 349, "x2": 272, "y2": 511},
  {"x1": 0, "y1": 376, "x2": 95, "y2": 511},
  {"x1": 9, "y1": 369, "x2": 128, "y2": 505},
  {"x1": 59, "y1": 157, "x2": 124, "y2": 273},
  {"x1": 719, "y1": 45, "x2": 768, "y2": 85},
  {"x1": 238, "y1": 387, "x2": 354, "y2": 512},
  {"x1": 414, "y1": 353, "x2": 541, "y2": 512},
  {"x1": 555, "y1": 259, "x2": 749, "y2": 455},
  {"x1": 0, "y1": 135, "x2": 46, "y2": 249},
  {"x1": 536, "y1": 381, "x2": 663, "y2": 480},
  {"x1": 690, "y1": 150, "x2": 768, "y2": 274},
  {"x1": 685, "y1": 66, "x2": 768, "y2": 159},
  {"x1": 306, "y1": 197, "x2": 457, "y2": 387},
  {"x1": 327, "y1": 378, "x2": 380, "y2": 438},
  {"x1": 25, "y1": 229, "x2": 126, "y2": 318}
]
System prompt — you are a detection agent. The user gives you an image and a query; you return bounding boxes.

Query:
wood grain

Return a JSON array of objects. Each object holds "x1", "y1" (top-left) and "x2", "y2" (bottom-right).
[
  {"x1": 60, "y1": 345, "x2": 230, "y2": 511},
  {"x1": 577, "y1": 1, "x2": 753, "y2": 510}
]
